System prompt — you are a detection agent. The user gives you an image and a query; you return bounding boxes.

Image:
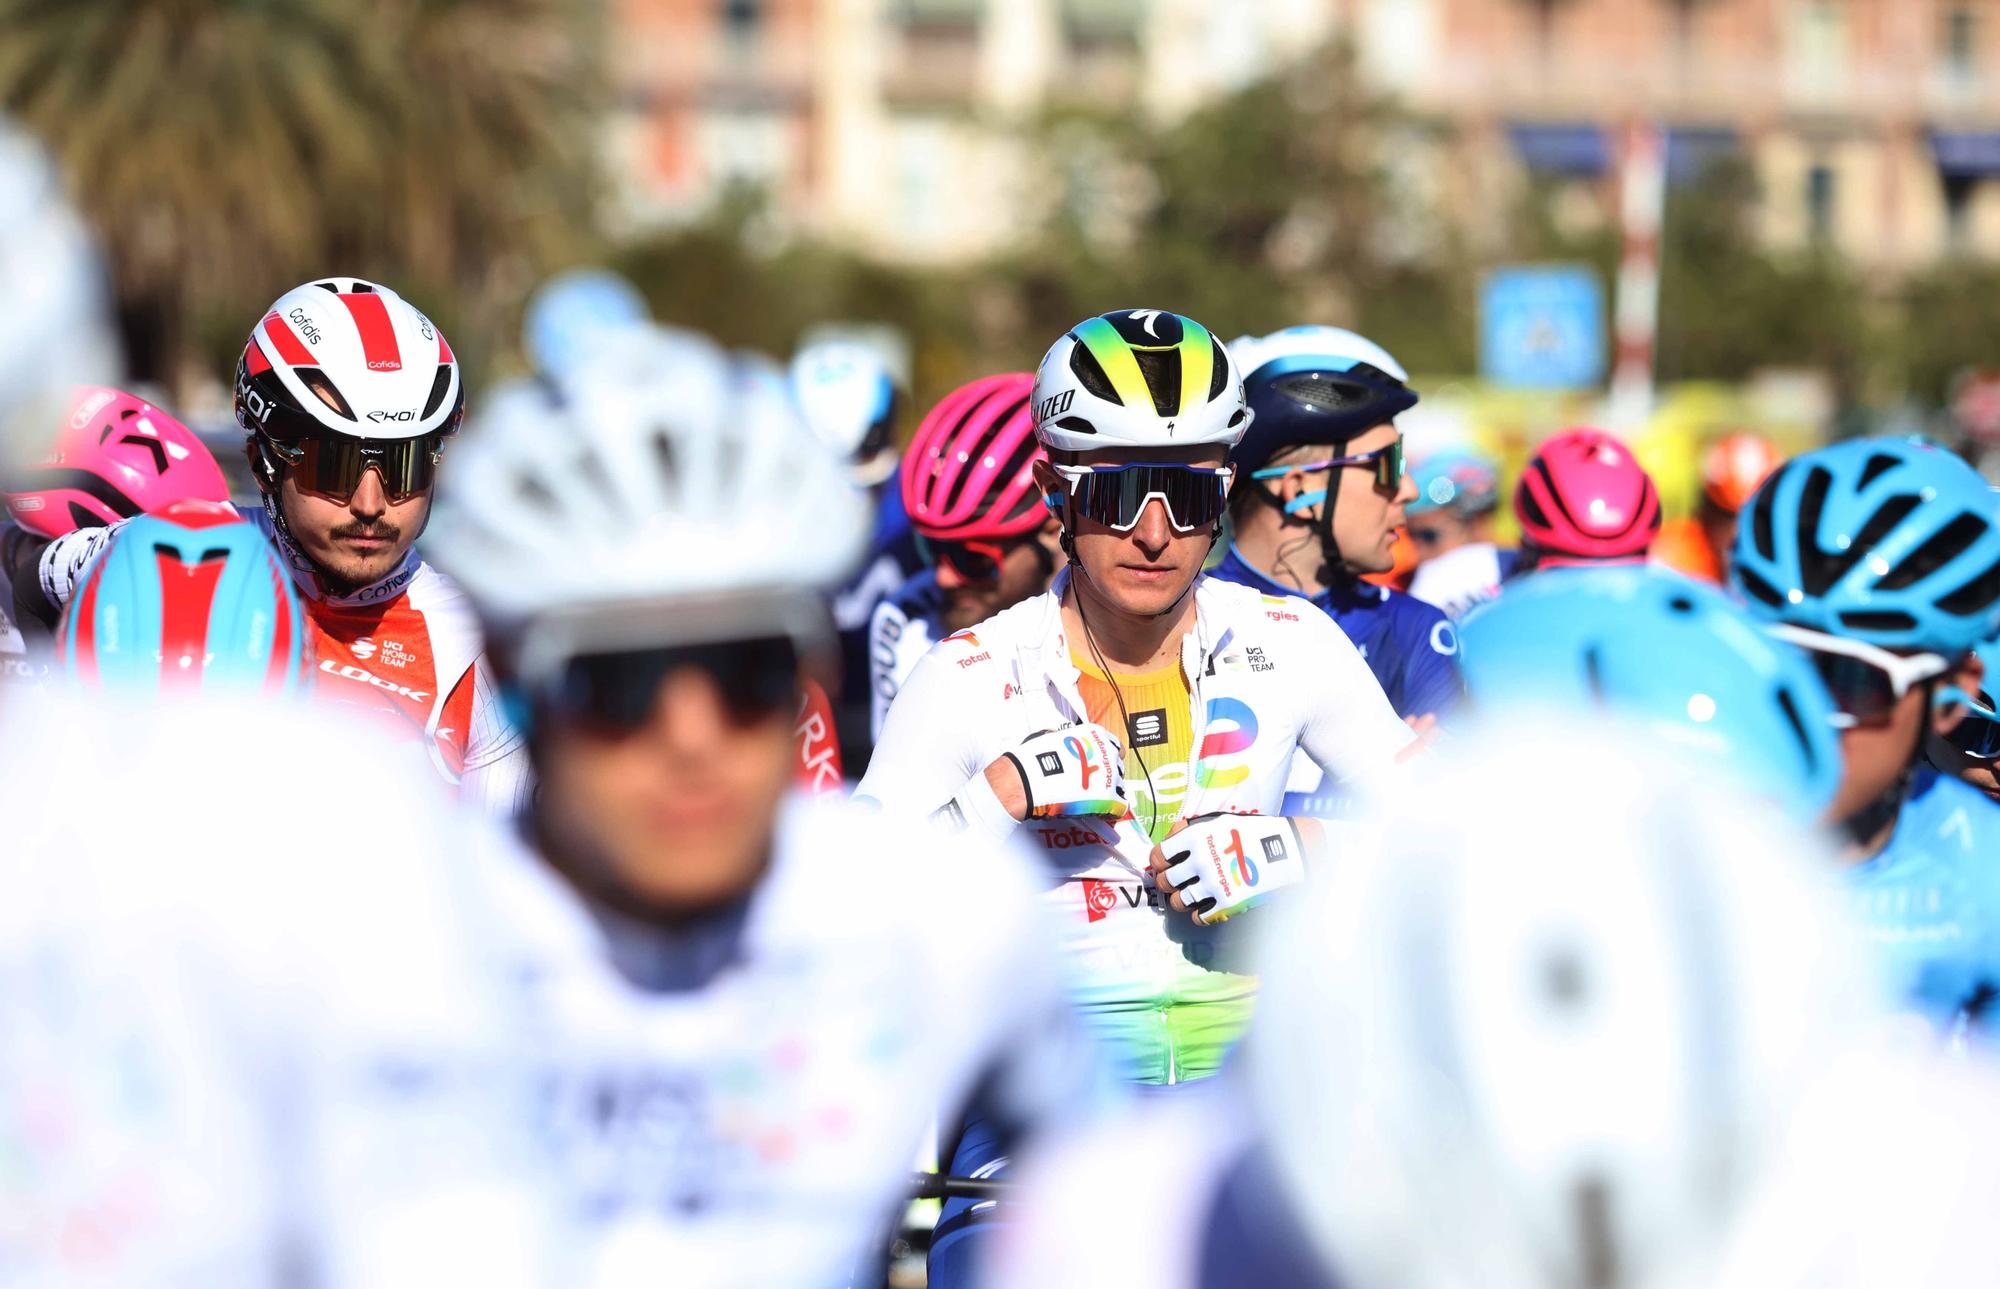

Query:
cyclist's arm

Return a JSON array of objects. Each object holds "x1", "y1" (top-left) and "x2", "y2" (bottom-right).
[
  {"x1": 459, "y1": 663, "x2": 535, "y2": 816},
  {"x1": 853, "y1": 645, "x2": 1002, "y2": 830},
  {"x1": 19, "y1": 522, "x2": 118, "y2": 628},
  {"x1": 1294, "y1": 613, "x2": 1421, "y2": 792}
]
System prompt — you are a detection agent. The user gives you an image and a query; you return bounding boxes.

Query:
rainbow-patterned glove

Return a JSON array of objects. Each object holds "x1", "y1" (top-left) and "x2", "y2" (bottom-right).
[
  {"x1": 1005, "y1": 722, "x2": 1128, "y2": 819},
  {"x1": 1158, "y1": 812, "x2": 1306, "y2": 925}
]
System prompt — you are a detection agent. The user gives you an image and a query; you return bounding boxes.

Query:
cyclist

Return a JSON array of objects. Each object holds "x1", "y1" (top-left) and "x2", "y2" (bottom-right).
[
  {"x1": 869, "y1": 371, "x2": 1063, "y2": 740},
  {"x1": 792, "y1": 336, "x2": 920, "y2": 768},
  {"x1": 1210, "y1": 325, "x2": 1460, "y2": 814},
  {"x1": 3, "y1": 385, "x2": 231, "y2": 686},
  {"x1": 23, "y1": 277, "x2": 531, "y2": 811},
  {"x1": 56, "y1": 498, "x2": 309, "y2": 694},
  {"x1": 994, "y1": 728, "x2": 1881, "y2": 1289},
  {"x1": 1514, "y1": 426, "x2": 1662, "y2": 571},
  {"x1": 1657, "y1": 430, "x2": 1784, "y2": 584},
  {"x1": 425, "y1": 323, "x2": 1100, "y2": 1285},
  {"x1": 859, "y1": 308, "x2": 1416, "y2": 1276},
  {"x1": 1403, "y1": 446, "x2": 1516, "y2": 619},
  {"x1": 1930, "y1": 632, "x2": 1998, "y2": 802},
  {"x1": 1730, "y1": 437, "x2": 2000, "y2": 1037}
]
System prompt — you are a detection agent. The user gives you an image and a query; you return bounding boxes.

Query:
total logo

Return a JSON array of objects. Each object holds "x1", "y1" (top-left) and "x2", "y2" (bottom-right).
[{"x1": 319, "y1": 659, "x2": 430, "y2": 702}]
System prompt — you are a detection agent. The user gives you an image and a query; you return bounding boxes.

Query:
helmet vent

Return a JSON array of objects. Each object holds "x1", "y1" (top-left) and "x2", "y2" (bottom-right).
[
  {"x1": 1132, "y1": 347, "x2": 1182, "y2": 417},
  {"x1": 1668, "y1": 595, "x2": 1695, "y2": 614},
  {"x1": 1858, "y1": 453, "x2": 1900, "y2": 489},
  {"x1": 1798, "y1": 469, "x2": 1921, "y2": 597},
  {"x1": 1735, "y1": 565, "x2": 1785, "y2": 607},
  {"x1": 296, "y1": 368, "x2": 357, "y2": 422},
  {"x1": 1054, "y1": 416, "x2": 1097, "y2": 437},
  {"x1": 1837, "y1": 610, "x2": 1918, "y2": 634},
  {"x1": 1208, "y1": 336, "x2": 1229, "y2": 402},
  {"x1": 1773, "y1": 684, "x2": 1817, "y2": 775},
  {"x1": 1938, "y1": 557, "x2": 2000, "y2": 617},
  {"x1": 1271, "y1": 372, "x2": 1374, "y2": 416},
  {"x1": 1517, "y1": 479, "x2": 1551, "y2": 533},
  {"x1": 422, "y1": 367, "x2": 453, "y2": 419},
  {"x1": 1748, "y1": 467, "x2": 1780, "y2": 560},
  {"x1": 1878, "y1": 513, "x2": 1987, "y2": 592},
  {"x1": 1068, "y1": 343, "x2": 1118, "y2": 404}
]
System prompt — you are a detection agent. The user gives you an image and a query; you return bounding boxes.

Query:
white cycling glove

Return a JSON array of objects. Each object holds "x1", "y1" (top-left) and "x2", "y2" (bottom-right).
[
  {"x1": 1158, "y1": 812, "x2": 1307, "y2": 925},
  {"x1": 937, "y1": 721, "x2": 1128, "y2": 837}
]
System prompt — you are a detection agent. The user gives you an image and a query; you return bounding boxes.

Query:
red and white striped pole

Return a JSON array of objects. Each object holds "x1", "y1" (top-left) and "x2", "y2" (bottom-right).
[{"x1": 1609, "y1": 119, "x2": 1666, "y2": 427}]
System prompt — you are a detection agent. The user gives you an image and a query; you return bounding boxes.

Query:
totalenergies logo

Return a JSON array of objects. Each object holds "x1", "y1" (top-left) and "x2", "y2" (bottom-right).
[
  {"x1": 1063, "y1": 732, "x2": 1100, "y2": 789},
  {"x1": 1195, "y1": 696, "x2": 1258, "y2": 788}
]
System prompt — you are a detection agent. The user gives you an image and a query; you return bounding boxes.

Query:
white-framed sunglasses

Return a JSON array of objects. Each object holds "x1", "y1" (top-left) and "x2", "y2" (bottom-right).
[{"x1": 1769, "y1": 624, "x2": 1952, "y2": 730}]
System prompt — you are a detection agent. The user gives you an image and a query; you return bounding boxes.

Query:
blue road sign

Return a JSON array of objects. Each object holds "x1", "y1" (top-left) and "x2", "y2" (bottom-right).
[{"x1": 1480, "y1": 266, "x2": 1605, "y2": 390}]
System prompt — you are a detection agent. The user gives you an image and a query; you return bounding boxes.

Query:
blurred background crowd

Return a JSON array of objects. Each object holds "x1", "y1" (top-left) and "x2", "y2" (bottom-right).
[{"x1": 12, "y1": 0, "x2": 2000, "y2": 510}]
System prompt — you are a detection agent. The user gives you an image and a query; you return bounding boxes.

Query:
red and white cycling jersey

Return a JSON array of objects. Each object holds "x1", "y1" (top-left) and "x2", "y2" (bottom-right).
[{"x1": 37, "y1": 506, "x2": 531, "y2": 814}]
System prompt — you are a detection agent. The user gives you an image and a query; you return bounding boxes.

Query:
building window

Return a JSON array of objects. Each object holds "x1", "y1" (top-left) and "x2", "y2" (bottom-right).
[
  {"x1": 1944, "y1": 5, "x2": 1978, "y2": 84},
  {"x1": 1789, "y1": 0, "x2": 1848, "y2": 96},
  {"x1": 1807, "y1": 163, "x2": 1836, "y2": 244}
]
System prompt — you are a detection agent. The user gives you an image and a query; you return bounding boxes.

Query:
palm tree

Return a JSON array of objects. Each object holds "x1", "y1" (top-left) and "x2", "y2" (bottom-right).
[{"x1": 0, "y1": 0, "x2": 603, "y2": 393}]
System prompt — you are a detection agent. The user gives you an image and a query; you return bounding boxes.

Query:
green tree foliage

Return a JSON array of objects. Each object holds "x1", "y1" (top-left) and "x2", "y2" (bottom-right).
[
  {"x1": 0, "y1": 0, "x2": 603, "y2": 392},
  {"x1": 1895, "y1": 261, "x2": 2000, "y2": 408}
]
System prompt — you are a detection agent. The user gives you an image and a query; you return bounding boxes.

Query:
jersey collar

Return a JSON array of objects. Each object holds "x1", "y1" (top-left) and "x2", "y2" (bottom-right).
[{"x1": 1217, "y1": 545, "x2": 1387, "y2": 613}]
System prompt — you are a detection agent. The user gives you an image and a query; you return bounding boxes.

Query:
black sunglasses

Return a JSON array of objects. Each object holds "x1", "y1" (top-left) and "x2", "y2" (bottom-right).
[
  {"x1": 265, "y1": 431, "x2": 443, "y2": 504},
  {"x1": 540, "y1": 636, "x2": 802, "y2": 735}
]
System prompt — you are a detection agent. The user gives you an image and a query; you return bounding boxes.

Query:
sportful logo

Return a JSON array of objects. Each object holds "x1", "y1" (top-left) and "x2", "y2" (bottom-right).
[
  {"x1": 1195, "y1": 696, "x2": 1258, "y2": 788},
  {"x1": 1062, "y1": 733, "x2": 1100, "y2": 789}
]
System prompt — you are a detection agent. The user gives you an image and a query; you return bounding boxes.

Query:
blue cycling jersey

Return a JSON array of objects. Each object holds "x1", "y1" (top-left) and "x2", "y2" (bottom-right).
[
  {"x1": 1847, "y1": 768, "x2": 2000, "y2": 1037},
  {"x1": 1212, "y1": 547, "x2": 1464, "y2": 720}
]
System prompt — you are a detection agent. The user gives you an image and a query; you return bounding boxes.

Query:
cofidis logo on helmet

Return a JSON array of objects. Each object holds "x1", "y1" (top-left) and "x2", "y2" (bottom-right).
[{"x1": 1195, "y1": 696, "x2": 1258, "y2": 788}]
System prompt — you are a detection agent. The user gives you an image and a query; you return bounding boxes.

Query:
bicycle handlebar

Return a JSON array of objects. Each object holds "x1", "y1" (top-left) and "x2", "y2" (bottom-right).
[{"x1": 908, "y1": 1172, "x2": 1015, "y2": 1202}]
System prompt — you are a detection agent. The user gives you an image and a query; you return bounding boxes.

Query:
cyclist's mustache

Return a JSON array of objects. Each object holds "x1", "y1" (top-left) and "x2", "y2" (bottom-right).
[{"x1": 329, "y1": 521, "x2": 402, "y2": 542}]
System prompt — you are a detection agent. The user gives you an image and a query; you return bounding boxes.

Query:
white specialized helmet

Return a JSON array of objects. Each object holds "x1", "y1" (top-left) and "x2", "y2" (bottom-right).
[
  {"x1": 788, "y1": 337, "x2": 902, "y2": 486},
  {"x1": 1249, "y1": 724, "x2": 1883, "y2": 1289},
  {"x1": 234, "y1": 276, "x2": 462, "y2": 444},
  {"x1": 425, "y1": 324, "x2": 870, "y2": 667},
  {"x1": 0, "y1": 120, "x2": 120, "y2": 474},
  {"x1": 1229, "y1": 324, "x2": 1409, "y2": 385},
  {"x1": 1031, "y1": 309, "x2": 1250, "y2": 453}
]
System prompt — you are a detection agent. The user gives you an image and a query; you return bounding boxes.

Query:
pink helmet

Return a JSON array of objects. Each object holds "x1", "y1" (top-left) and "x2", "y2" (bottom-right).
[
  {"x1": 901, "y1": 373, "x2": 1045, "y2": 542},
  {"x1": 1514, "y1": 427, "x2": 1661, "y2": 566},
  {"x1": 5, "y1": 386, "x2": 231, "y2": 537}
]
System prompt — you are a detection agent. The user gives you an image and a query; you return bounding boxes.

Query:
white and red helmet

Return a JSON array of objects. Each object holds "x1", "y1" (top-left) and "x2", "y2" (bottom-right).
[{"x1": 234, "y1": 277, "x2": 463, "y2": 445}]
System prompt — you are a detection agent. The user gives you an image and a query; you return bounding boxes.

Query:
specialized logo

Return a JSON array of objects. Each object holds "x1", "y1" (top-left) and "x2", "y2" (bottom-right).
[
  {"x1": 1195, "y1": 696, "x2": 1259, "y2": 788},
  {"x1": 1128, "y1": 707, "x2": 1168, "y2": 748},
  {"x1": 1062, "y1": 733, "x2": 1100, "y2": 789},
  {"x1": 1035, "y1": 389, "x2": 1075, "y2": 423}
]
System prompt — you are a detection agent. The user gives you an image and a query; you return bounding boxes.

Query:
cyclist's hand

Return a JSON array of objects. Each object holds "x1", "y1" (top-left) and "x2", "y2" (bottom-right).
[
  {"x1": 1153, "y1": 812, "x2": 1308, "y2": 925},
  {"x1": 987, "y1": 722, "x2": 1127, "y2": 822}
]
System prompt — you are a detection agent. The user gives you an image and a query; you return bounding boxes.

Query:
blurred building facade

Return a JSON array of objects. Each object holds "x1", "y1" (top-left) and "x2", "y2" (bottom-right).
[{"x1": 611, "y1": 0, "x2": 2000, "y2": 269}]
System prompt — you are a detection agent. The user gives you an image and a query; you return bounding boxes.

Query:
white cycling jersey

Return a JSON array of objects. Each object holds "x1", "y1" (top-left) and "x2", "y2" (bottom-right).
[
  {"x1": 0, "y1": 691, "x2": 563, "y2": 1288},
  {"x1": 856, "y1": 569, "x2": 1414, "y2": 1085},
  {"x1": 4, "y1": 691, "x2": 1098, "y2": 1287},
  {"x1": 35, "y1": 507, "x2": 531, "y2": 814},
  {"x1": 1407, "y1": 541, "x2": 1510, "y2": 620}
]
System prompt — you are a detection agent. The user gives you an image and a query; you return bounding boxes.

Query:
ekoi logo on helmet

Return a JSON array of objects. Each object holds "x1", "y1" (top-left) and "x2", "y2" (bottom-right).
[{"x1": 1063, "y1": 733, "x2": 1100, "y2": 789}]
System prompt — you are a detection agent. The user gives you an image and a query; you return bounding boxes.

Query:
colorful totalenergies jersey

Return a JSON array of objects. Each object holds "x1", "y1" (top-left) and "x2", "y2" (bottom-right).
[
  {"x1": 34, "y1": 507, "x2": 531, "y2": 813},
  {"x1": 856, "y1": 570, "x2": 1415, "y2": 1085}
]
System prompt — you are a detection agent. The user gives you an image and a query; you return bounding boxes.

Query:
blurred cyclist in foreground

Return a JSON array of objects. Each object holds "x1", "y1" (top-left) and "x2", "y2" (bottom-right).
[
  {"x1": 1731, "y1": 437, "x2": 2000, "y2": 1039},
  {"x1": 1513, "y1": 426, "x2": 1662, "y2": 572},
  {"x1": 428, "y1": 324, "x2": 1100, "y2": 1284},
  {"x1": 994, "y1": 727, "x2": 1891, "y2": 1289},
  {"x1": 1403, "y1": 446, "x2": 1515, "y2": 619},
  {"x1": 24, "y1": 277, "x2": 531, "y2": 810},
  {"x1": 869, "y1": 371, "x2": 1063, "y2": 740},
  {"x1": 1657, "y1": 430, "x2": 1784, "y2": 584}
]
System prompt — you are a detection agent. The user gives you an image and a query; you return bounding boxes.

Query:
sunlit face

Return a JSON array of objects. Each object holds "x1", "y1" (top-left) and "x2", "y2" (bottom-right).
[
  {"x1": 1035, "y1": 444, "x2": 1227, "y2": 619},
  {"x1": 534, "y1": 667, "x2": 796, "y2": 917},
  {"x1": 264, "y1": 453, "x2": 428, "y2": 590},
  {"x1": 1826, "y1": 683, "x2": 1929, "y2": 826},
  {"x1": 1326, "y1": 425, "x2": 1417, "y2": 575}
]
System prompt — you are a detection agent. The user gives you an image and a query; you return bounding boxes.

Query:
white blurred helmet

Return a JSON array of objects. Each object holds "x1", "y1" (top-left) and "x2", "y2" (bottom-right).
[
  {"x1": 0, "y1": 120, "x2": 120, "y2": 473},
  {"x1": 425, "y1": 324, "x2": 871, "y2": 670},
  {"x1": 1228, "y1": 324, "x2": 1409, "y2": 385},
  {"x1": 521, "y1": 267, "x2": 650, "y2": 377},
  {"x1": 1249, "y1": 725, "x2": 1883, "y2": 1289},
  {"x1": 788, "y1": 338, "x2": 902, "y2": 485},
  {"x1": 1031, "y1": 309, "x2": 1250, "y2": 454}
]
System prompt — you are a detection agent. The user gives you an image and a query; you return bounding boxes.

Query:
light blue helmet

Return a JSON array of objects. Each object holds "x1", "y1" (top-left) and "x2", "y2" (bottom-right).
[
  {"x1": 1406, "y1": 448, "x2": 1501, "y2": 517},
  {"x1": 522, "y1": 268, "x2": 650, "y2": 376},
  {"x1": 1730, "y1": 438, "x2": 2000, "y2": 657},
  {"x1": 1460, "y1": 566, "x2": 1843, "y2": 818},
  {"x1": 58, "y1": 500, "x2": 309, "y2": 694}
]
